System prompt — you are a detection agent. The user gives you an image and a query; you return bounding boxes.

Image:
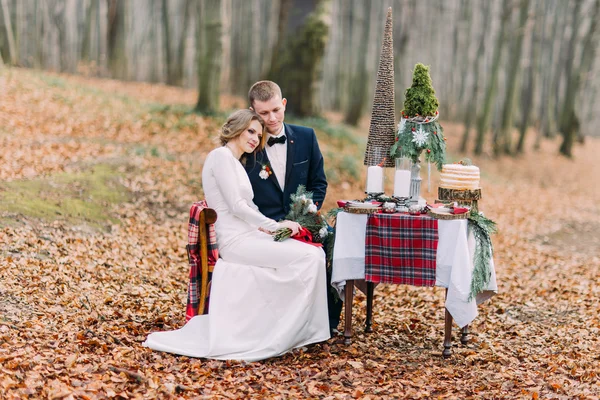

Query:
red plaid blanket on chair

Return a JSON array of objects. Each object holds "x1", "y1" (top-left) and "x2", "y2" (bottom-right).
[
  {"x1": 365, "y1": 213, "x2": 439, "y2": 286},
  {"x1": 185, "y1": 200, "x2": 219, "y2": 321}
]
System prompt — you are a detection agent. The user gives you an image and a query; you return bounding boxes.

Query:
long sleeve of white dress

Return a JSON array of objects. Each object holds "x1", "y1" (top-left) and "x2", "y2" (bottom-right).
[{"x1": 202, "y1": 147, "x2": 281, "y2": 247}]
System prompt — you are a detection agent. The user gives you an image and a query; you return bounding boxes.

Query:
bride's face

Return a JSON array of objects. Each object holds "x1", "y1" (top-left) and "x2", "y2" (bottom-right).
[{"x1": 231, "y1": 119, "x2": 263, "y2": 154}]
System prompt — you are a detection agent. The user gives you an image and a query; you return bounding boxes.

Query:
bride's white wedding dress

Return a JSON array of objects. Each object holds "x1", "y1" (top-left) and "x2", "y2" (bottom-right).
[{"x1": 143, "y1": 146, "x2": 330, "y2": 361}]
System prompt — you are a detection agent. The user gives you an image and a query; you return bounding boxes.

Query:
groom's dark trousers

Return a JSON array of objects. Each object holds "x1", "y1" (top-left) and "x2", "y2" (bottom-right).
[{"x1": 245, "y1": 123, "x2": 343, "y2": 331}]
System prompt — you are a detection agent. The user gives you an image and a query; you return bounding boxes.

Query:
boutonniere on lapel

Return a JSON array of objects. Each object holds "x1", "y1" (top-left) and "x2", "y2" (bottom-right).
[{"x1": 259, "y1": 161, "x2": 273, "y2": 180}]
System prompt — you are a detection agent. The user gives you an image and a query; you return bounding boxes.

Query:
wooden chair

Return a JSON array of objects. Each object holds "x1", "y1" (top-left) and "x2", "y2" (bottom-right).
[{"x1": 185, "y1": 203, "x2": 218, "y2": 320}]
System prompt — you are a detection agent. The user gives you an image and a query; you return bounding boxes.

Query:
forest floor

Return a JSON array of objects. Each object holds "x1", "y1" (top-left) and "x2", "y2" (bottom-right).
[{"x1": 1, "y1": 67, "x2": 600, "y2": 399}]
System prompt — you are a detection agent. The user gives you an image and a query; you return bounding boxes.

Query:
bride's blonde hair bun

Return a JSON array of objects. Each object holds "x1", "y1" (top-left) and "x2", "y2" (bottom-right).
[{"x1": 219, "y1": 109, "x2": 266, "y2": 150}]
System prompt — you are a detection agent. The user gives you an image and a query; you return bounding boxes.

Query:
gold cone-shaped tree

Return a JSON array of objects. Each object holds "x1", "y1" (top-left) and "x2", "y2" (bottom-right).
[{"x1": 363, "y1": 7, "x2": 396, "y2": 168}]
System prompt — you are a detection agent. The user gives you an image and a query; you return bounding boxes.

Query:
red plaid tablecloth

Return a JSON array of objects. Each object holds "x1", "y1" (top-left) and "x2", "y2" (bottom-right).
[{"x1": 365, "y1": 213, "x2": 439, "y2": 286}]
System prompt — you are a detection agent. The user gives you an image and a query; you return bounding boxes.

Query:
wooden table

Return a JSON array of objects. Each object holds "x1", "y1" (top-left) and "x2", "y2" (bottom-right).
[
  {"x1": 331, "y1": 212, "x2": 497, "y2": 357},
  {"x1": 343, "y1": 280, "x2": 469, "y2": 357}
]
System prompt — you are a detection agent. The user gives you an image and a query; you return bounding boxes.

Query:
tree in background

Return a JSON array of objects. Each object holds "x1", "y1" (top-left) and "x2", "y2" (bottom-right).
[
  {"x1": 460, "y1": 1, "x2": 491, "y2": 153},
  {"x1": 517, "y1": 0, "x2": 542, "y2": 154},
  {"x1": 2, "y1": 0, "x2": 600, "y2": 157},
  {"x1": 194, "y1": 0, "x2": 222, "y2": 114},
  {"x1": 496, "y1": 0, "x2": 529, "y2": 156},
  {"x1": 343, "y1": 0, "x2": 371, "y2": 125},
  {"x1": 107, "y1": 0, "x2": 127, "y2": 79},
  {"x1": 559, "y1": 0, "x2": 600, "y2": 157},
  {"x1": 474, "y1": 0, "x2": 511, "y2": 155},
  {"x1": 270, "y1": 0, "x2": 331, "y2": 117},
  {"x1": 0, "y1": 0, "x2": 17, "y2": 65}
]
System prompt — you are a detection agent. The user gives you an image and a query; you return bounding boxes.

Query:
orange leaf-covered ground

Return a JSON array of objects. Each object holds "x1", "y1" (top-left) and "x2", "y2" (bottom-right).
[{"x1": 1, "y1": 68, "x2": 599, "y2": 399}]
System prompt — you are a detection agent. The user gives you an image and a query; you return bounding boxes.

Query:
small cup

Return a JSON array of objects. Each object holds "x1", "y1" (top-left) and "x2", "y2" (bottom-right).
[
  {"x1": 408, "y1": 205, "x2": 422, "y2": 215},
  {"x1": 382, "y1": 202, "x2": 396, "y2": 213}
]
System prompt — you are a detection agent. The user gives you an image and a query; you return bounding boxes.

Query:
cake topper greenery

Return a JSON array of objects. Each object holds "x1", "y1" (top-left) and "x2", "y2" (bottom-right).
[{"x1": 390, "y1": 63, "x2": 447, "y2": 170}]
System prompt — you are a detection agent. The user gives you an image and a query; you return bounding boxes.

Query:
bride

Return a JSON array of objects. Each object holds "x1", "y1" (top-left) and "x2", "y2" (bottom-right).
[{"x1": 143, "y1": 109, "x2": 330, "y2": 361}]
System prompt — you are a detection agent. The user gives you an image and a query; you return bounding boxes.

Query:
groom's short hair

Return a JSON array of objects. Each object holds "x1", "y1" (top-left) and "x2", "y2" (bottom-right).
[{"x1": 248, "y1": 81, "x2": 283, "y2": 106}]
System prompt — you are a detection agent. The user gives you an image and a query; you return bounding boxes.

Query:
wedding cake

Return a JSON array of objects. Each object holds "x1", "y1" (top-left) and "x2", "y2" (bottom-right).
[{"x1": 439, "y1": 163, "x2": 480, "y2": 190}]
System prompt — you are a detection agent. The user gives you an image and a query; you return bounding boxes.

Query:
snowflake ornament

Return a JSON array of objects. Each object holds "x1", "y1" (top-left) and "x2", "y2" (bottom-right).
[{"x1": 411, "y1": 126, "x2": 429, "y2": 147}]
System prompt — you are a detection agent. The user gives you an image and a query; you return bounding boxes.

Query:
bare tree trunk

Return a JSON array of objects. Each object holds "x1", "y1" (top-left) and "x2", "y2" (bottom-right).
[
  {"x1": 267, "y1": 0, "x2": 291, "y2": 79},
  {"x1": 52, "y1": 0, "x2": 67, "y2": 71},
  {"x1": 456, "y1": 0, "x2": 473, "y2": 120},
  {"x1": 393, "y1": 0, "x2": 414, "y2": 113},
  {"x1": 219, "y1": 0, "x2": 232, "y2": 93},
  {"x1": 195, "y1": 0, "x2": 222, "y2": 113},
  {"x1": 271, "y1": 0, "x2": 331, "y2": 117},
  {"x1": 535, "y1": 0, "x2": 556, "y2": 148},
  {"x1": 337, "y1": 0, "x2": 353, "y2": 112},
  {"x1": 557, "y1": 1, "x2": 582, "y2": 132},
  {"x1": 172, "y1": 0, "x2": 191, "y2": 86},
  {"x1": 344, "y1": 0, "x2": 371, "y2": 125},
  {"x1": 541, "y1": 0, "x2": 567, "y2": 139},
  {"x1": 1, "y1": 0, "x2": 18, "y2": 64},
  {"x1": 107, "y1": 0, "x2": 127, "y2": 78},
  {"x1": 516, "y1": 0, "x2": 541, "y2": 154},
  {"x1": 161, "y1": 0, "x2": 174, "y2": 85},
  {"x1": 497, "y1": 0, "x2": 529, "y2": 156},
  {"x1": 81, "y1": 0, "x2": 94, "y2": 61},
  {"x1": 34, "y1": 0, "x2": 44, "y2": 68},
  {"x1": 474, "y1": 0, "x2": 511, "y2": 155},
  {"x1": 460, "y1": 0, "x2": 491, "y2": 153},
  {"x1": 559, "y1": 0, "x2": 600, "y2": 157}
]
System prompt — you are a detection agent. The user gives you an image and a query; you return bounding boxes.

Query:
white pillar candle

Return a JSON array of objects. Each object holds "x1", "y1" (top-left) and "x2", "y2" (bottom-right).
[
  {"x1": 366, "y1": 165, "x2": 384, "y2": 193},
  {"x1": 393, "y1": 169, "x2": 411, "y2": 197}
]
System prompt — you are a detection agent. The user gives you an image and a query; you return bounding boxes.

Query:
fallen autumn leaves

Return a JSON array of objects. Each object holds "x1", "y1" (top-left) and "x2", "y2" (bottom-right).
[{"x1": 1, "y1": 68, "x2": 600, "y2": 399}]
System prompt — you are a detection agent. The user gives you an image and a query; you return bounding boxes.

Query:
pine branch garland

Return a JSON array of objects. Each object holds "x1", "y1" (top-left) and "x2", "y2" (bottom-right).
[
  {"x1": 467, "y1": 210, "x2": 498, "y2": 301},
  {"x1": 390, "y1": 119, "x2": 446, "y2": 170}
]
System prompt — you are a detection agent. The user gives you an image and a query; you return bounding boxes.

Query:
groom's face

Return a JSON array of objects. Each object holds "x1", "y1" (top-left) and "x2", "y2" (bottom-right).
[{"x1": 251, "y1": 96, "x2": 287, "y2": 135}]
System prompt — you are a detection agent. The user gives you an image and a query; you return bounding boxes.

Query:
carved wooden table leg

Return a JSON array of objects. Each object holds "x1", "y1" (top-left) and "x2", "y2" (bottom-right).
[
  {"x1": 344, "y1": 279, "x2": 354, "y2": 345},
  {"x1": 365, "y1": 281, "x2": 374, "y2": 333},
  {"x1": 443, "y1": 288, "x2": 453, "y2": 357},
  {"x1": 443, "y1": 308, "x2": 453, "y2": 357},
  {"x1": 460, "y1": 325, "x2": 469, "y2": 345}
]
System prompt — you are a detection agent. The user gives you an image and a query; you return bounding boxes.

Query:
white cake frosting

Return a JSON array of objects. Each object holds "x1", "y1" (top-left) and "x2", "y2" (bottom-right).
[{"x1": 439, "y1": 164, "x2": 480, "y2": 190}]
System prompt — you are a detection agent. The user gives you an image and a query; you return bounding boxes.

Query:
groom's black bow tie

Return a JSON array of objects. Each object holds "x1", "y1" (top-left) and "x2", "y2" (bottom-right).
[{"x1": 267, "y1": 135, "x2": 287, "y2": 146}]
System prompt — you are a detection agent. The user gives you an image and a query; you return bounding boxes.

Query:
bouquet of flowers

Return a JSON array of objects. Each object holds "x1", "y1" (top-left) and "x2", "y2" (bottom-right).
[{"x1": 273, "y1": 185, "x2": 329, "y2": 244}]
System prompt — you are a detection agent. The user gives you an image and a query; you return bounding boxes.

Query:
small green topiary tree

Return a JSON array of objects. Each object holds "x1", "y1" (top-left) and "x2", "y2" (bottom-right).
[
  {"x1": 402, "y1": 63, "x2": 439, "y2": 118},
  {"x1": 390, "y1": 63, "x2": 446, "y2": 170}
]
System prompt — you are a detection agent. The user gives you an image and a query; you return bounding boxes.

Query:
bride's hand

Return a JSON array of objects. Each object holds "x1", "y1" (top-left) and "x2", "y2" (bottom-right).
[{"x1": 280, "y1": 220, "x2": 301, "y2": 236}]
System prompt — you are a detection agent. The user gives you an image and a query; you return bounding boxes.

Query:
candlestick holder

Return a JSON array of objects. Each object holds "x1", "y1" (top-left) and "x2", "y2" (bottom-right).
[{"x1": 409, "y1": 159, "x2": 426, "y2": 206}]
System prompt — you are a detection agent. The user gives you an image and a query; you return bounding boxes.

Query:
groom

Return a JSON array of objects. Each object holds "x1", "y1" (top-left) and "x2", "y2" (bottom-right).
[{"x1": 245, "y1": 80, "x2": 343, "y2": 335}]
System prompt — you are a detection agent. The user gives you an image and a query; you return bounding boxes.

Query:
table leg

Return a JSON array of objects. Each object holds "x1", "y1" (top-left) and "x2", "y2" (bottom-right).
[
  {"x1": 443, "y1": 288, "x2": 453, "y2": 358},
  {"x1": 344, "y1": 280, "x2": 354, "y2": 345},
  {"x1": 460, "y1": 325, "x2": 469, "y2": 345},
  {"x1": 365, "y1": 281, "x2": 374, "y2": 333},
  {"x1": 443, "y1": 308, "x2": 453, "y2": 357}
]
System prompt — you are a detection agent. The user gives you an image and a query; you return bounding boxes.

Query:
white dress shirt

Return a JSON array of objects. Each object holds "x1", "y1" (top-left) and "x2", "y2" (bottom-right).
[{"x1": 265, "y1": 126, "x2": 287, "y2": 190}]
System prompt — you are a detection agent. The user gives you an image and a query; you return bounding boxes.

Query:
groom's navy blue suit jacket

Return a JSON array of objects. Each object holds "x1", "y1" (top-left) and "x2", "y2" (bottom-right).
[{"x1": 245, "y1": 123, "x2": 327, "y2": 222}]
